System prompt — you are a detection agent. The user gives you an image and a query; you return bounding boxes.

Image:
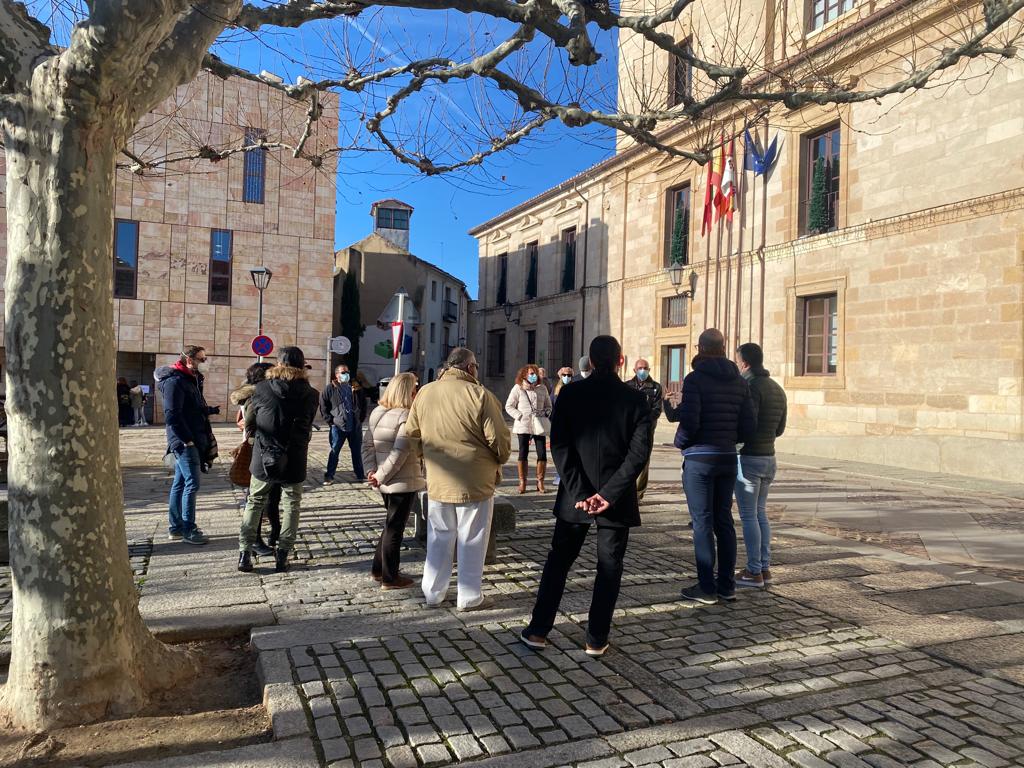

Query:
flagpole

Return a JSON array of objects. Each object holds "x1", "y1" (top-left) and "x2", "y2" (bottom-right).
[
  {"x1": 724, "y1": 129, "x2": 734, "y2": 348},
  {"x1": 759, "y1": 119, "x2": 769, "y2": 346},
  {"x1": 735, "y1": 121, "x2": 747, "y2": 346}
]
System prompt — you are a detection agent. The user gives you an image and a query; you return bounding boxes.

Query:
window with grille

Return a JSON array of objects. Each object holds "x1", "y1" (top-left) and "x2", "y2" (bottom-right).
[
  {"x1": 662, "y1": 295, "x2": 687, "y2": 328},
  {"x1": 664, "y1": 184, "x2": 691, "y2": 267},
  {"x1": 242, "y1": 128, "x2": 266, "y2": 204},
  {"x1": 208, "y1": 229, "x2": 233, "y2": 306},
  {"x1": 486, "y1": 330, "x2": 506, "y2": 377},
  {"x1": 560, "y1": 228, "x2": 577, "y2": 293},
  {"x1": 526, "y1": 330, "x2": 537, "y2": 363},
  {"x1": 547, "y1": 321, "x2": 575, "y2": 371},
  {"x1": 667, "y1": 43, "x2": 693, "y2": 108},
  {"x1": 113, "y1": 219, "x2": 139, "y2": 299},
  {"x1": 496, "y1": 253, "x2": 508, "y2": 306},
  {"x1": 799, "y1": 293, "x2": 838, "y2": 375},
  {"x1": 524, "y1": 241, "x2": 539, "y2": 300},
  {"x1": 801, "y1": 125, "x2": 841, "y2": 235},
  {"x1": 809, "y1": 0, "x2": 855, "y2": 30}
]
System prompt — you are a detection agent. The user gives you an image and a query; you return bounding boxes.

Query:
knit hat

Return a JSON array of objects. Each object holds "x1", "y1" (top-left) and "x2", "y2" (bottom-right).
[{"x1": 279, "y1": 346, "x2": 306, "y2": 369}]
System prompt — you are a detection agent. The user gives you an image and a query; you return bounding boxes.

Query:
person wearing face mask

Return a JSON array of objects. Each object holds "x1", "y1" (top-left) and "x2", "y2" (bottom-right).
[
  {"x1": 553, "y1": 367, "x2": 574, "y2": 406},
  {"x1": 320, "y1": 364, "x2": 365, "y2": 483},
  {"x1": 157, "y1": 345, "x2": 215, "y2": 545},
  {"x1": 572, "y1": 356, "x2": 592, "y2": 382},
  {"x1": 626, "y1": 358, "x2": 665, "y2": 503},
  {"x1": 505, "y1": 364, "x2": 553, "y2": 494}
]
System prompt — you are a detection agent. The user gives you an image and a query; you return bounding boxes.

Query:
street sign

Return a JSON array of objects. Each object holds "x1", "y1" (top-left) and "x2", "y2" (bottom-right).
[
  {"x1": 391, "y1": 322, "x2": 403, "y2": 359},
  {"x1": 252, "y1": 335, "x2": 274, "y2": 357},
  {"x1": 329, "y1": 336, "x2": 351, "y2": 355}
]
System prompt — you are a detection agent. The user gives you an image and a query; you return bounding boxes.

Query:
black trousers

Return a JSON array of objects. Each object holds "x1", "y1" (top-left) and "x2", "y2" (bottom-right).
[
  {"x1": 372, "y1": 492, "x2": 415, "y2": 583},
  {"x1": 526, "y1": 518, "x2": 630, "y2": 647},
  {"x1": 517, "y1": 433, "x2": 547, "y2": 462}
]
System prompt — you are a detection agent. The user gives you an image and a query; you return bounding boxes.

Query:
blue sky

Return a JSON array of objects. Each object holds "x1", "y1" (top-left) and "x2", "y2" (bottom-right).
[{"x1": 216, "y1": 9, "x2": 621, "y2": 298}]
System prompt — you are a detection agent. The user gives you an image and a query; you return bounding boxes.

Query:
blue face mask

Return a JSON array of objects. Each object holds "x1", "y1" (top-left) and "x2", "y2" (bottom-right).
[
  {"x1": 340, "y1": 373, "x2": 351, "y2": 383},
  {"x1": 561, "y1": 375, "x2": 572, "y2": 385},
  {"x1": 527, "y1": 373, "x2": 538, "y2": 384},
  {"x1": 637, "y1": 369, "x2": 649, "y2": 381}
]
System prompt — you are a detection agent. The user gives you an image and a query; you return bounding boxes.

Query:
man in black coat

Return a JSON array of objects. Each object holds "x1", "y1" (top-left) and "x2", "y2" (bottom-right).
[
  {"x1": 673, "y1": 329, "x2": 756, "y2": 605},
  {"x1": 626, "y1": 357, "x2": 664, "y2": 502},
  {"x1": 521, "y1": 335, "x2": 652, "y2": 657},
  {"x1": 238, "y1": 346, "x2": 319, "y2": 573}
]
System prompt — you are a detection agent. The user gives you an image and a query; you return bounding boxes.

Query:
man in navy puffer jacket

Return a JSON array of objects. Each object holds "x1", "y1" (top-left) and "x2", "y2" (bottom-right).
[{"x1": 671, "y1": 329, "x2": 756, "y2": 605}]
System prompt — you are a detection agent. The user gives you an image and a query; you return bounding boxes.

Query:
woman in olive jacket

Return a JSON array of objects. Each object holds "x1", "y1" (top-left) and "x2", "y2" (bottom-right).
[{"x1": 362, "y1": 373, "x2": 425, "y2": 589}]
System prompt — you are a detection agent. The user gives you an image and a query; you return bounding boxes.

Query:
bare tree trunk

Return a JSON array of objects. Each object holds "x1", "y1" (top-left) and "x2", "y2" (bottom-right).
[{"x1": 0, "y1": 90, "x2": 191, "y2": 730}]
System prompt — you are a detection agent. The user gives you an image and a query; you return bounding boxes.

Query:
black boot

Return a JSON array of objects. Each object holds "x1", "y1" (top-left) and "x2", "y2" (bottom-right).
[
  {"x1": 274, "y1": 548, "x2": 289, "y2": 573},
  {"x1": 268, "y1": 507, "x2": 281, "y2": 550},
  {"x1": 238, "y1": 550, "x2": 254, "y2": 573}
]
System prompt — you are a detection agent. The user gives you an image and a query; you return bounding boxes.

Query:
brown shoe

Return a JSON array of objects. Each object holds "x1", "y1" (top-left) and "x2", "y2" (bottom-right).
[
  {"x1": 761, "y1": 568, "x2": 774, "y2": 585},
  {"x1": 382, "y1": 575, "x2": 415, "y2": 590},
  {"x1": 371, "y1": 572, "x2": 382, "y2": 582},
  {"x1": 736, "y1": 569, "x2": 764, "y2": 589},
  {"x1": 517, "y1": 460, "x2": 528, "y2": 494},
  {"x1": 535, "y1": 460, "x2": 547, "y2": 493}
]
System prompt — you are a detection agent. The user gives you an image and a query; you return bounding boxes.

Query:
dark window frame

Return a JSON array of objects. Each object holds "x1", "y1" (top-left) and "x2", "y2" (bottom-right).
[
  {"x1": 524, "y1": 241, "x2": 539, "y2": 300},
  {"x1": 547, "y1": 320, "x2": 575, "y2": 372},
  {"x1": 376, "y1": 207, "x2": 410, "y2": 230},
  {"x1": 560, "y1": 227, "x2": 577, "y2": 293},
  {"x1": 800, "y1": 123, "x2": 841, "y2": 235},
  {"x1": 486, "y1": 330, "x2": 506, "y2": 378},
  {"x1": 496, "y1": 253, "x2": 508, "y2": 306},
  {"x1": 667, "y1": 41, "x2": 693, "y2": 108},
  {"x1": 242, "y1": 128, "x2": 267, "y2": 204},
  {"x1": 661, "y1": 295, "x2": 688, "y2": 328},
  {"x1": 525, "y1": 329, "x2": 537, "y2": 364},
  {"x1": 808, "y1": 0, "x2": 856, "y2": 31},
  {"x1": 664, "y1": 183, "x2": 691, "y2": 267},
  {"x1": 113, "y1": 219, "x2": 139, "y2": 299},
  {"x1": 208, "y1": 228, "x2": 233, "y2": 306}
]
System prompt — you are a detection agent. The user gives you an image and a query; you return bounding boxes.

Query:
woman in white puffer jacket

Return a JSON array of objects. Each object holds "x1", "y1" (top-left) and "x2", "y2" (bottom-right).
[
  {"x1": 505, "y1": 364, "x2": 552, "y2": 495},
  {"x1": 361, "y1": 372, "x2": 425, "y2": 589}
]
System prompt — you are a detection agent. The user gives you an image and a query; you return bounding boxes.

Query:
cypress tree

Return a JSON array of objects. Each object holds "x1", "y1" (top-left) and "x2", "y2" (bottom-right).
[
  {"x1": 807, "y1": 156, "x2": 828, "y2": 234},
  {"x1": 340, "y1": 271, "x2": 365, "y2": 372},
  {"x1": 670, "y1": 204, "x2": 688, "y2": 264}
]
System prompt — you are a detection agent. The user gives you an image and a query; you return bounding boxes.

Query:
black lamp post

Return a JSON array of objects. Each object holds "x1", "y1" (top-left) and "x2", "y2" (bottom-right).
[
  {"x1": 668, "y1": 265, "x2": 698, "y2": 298},
  {"x1": 502, "y1": 301, "x2": 521, "y2": 326},
  {"x1": 250, "y1": 266, "x2": 273, "y2": 360}
]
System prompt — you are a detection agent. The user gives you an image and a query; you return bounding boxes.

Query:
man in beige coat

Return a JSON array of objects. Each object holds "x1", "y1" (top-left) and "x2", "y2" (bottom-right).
[{"x1": 405, "y1": 347, "x2": 512, "y2": 610}]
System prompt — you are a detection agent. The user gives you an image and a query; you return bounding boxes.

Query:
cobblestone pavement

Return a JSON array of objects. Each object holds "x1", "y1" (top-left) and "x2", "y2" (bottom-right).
[{"x1": 4, "y1": 427, "x2": 1024, "y2": 768}]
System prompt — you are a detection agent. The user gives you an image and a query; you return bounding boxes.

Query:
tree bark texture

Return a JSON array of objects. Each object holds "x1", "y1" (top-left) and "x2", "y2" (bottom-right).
[{"x1": 0, "y1": 78, "x2": 191, "y2": 729}]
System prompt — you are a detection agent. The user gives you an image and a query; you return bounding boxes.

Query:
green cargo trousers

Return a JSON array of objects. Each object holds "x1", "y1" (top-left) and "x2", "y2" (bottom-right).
[{"x1": 239, "y1": 477, "x2": 303, "y2": 552}]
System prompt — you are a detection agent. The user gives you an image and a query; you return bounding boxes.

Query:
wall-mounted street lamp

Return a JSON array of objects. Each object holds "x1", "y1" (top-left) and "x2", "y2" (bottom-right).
[
  {"x1": 668, "y1": 265, "x2": 698, "y2": 298},
  {"x1": 502, "y1": 302, "x2": 521, "y2": 326}
]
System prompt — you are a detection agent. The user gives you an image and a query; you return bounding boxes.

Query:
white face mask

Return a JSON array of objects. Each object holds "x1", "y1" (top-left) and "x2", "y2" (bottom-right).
[
  {"x1": 581, "y1": 370, "x2": 591, "y2": 379},
  {"x1": 196, "y1": 361, "x2": 210, "y2": 375}
]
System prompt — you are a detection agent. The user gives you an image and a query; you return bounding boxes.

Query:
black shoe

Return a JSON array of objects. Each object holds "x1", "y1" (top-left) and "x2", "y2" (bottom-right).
[
  {"x1": 254, "y1": 540, "x2": 274, "y2": 557},
  {"x1": 679, "y1": 585, "x2": 718, "y2": 605},
  {"x1": 717, "y1": 591, "x2": 737, "y2": 602},
  {"x1": 238, "y1": 551, "x2": 254, "y2": 573},
  {"x1": 274, "y1": 548, "x2": 289, "y2": 573}
]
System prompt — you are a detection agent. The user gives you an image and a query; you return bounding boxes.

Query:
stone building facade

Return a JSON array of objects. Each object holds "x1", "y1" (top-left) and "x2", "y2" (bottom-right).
[
  {"x1": 0, "y1": 72, "x2": 339, "y2": 422},
  {"x1": 469, "y1": 0, "x2": 1024, "y2": 479},
  {"x1": 334, "y1": 201, "x2": 470, "y2": 386}
]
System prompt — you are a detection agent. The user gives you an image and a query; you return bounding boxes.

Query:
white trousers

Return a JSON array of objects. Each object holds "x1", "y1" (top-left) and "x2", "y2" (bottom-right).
[{"x1": 421, "y1": 497, "x2": 494, "y2": 609}]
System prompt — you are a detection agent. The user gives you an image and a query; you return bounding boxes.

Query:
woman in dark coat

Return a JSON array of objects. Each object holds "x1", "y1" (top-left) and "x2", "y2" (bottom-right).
[{"x1": 116, "y1": 377, "x2": 133, "y2": 427}]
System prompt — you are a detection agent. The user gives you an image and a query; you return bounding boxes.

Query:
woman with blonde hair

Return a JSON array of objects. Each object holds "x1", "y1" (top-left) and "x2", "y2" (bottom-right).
[
  {"x1": 362, "y1": 372, "x2": 425, "y2": 589},
  {"x1": 505, "y1": 363, "x2": 553, "y2": 494},
  {"x1": 553, "y1": 366, "x2": 574, "y2": 404}
]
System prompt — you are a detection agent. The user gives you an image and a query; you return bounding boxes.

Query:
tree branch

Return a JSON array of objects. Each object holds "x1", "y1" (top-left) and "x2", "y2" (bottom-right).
[{"x1": 0, "y1": 1, "x2": 56, "y2": 94}]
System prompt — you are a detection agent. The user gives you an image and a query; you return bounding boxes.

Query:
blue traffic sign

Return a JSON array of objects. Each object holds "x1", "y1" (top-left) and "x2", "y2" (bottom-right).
[{"x1": 252, "y1": 335, "x2": 274, "y2": 357}]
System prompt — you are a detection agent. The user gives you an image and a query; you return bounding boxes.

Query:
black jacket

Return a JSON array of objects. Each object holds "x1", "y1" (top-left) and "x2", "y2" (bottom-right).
[
  {"x1": 247, "y1": 366, "x2": 319, "y2": 484},
  {"x1": 157, "y1": 364, "x2": 214, "y2": 461},
  {"x1": 672, "y1": 356, "x2": 756, "y2": 453},
  {"x1": 627, "y1": 376, "x2": 663, "y2": 426},
  {"x1": 551, "y1": 371, "x2": 652, "y2": 528},
  {"x1": 320, "y1": 381, "x2": 358, "y2": 431},
  {"x1": 741, "y1": 370, "x2": 787, "y2": 456}
]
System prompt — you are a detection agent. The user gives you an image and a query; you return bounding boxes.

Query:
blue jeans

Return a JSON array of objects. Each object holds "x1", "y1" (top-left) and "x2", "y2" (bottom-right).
[
  {"x1": 735, "y1": 455, "x2": 776, "y2": 575},
  {"x1": 682, "y1": 459, "x2": 738, "y2": 595},
  {"x1": 168, "y1": 445, "x2": 201, "y2": 535},
  {"x1": 326, "y1": 425, "x2": 364, "y2": 480}
]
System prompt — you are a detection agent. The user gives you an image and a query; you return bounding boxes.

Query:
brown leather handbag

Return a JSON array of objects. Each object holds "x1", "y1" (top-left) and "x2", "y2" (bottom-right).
[{"x1": 229, "y1": 439, "x2": 253, "y2": 487}]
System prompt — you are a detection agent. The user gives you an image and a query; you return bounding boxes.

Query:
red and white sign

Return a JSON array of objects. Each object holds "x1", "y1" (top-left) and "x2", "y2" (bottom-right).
[
  {"x1": 252, "y1": 335, "x2": 274, "y2": 357},
  {"x1": 391, "y1": 322, "x2": 403, "y2": 359}
]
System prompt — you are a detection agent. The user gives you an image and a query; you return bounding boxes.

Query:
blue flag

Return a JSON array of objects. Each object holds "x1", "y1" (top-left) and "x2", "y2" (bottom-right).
[{"x1": 744, "y1": 128, "x2": 779, "y2": 176}]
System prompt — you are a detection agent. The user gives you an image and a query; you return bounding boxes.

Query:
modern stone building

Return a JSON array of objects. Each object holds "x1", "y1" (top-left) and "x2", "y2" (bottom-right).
[
  {"x1": 334, "y1": 200, "x2": 470, "y2": 386},
  {"x1": 0, "y1": 71, "x2": 339, "y2": 422},
  {"x1": 468, "y1": 0, "x2": 1024, "y2": 479}
]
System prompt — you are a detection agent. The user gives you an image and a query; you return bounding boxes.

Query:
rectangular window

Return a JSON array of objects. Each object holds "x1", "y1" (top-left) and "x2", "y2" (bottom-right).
[
  {"x1": 242, "y1": 128, "x2": 266, "y2": 204},
  {"x1": 376, "y1": 207, "x2": 410, "y2": 230},
  {"x1": 800, "y1": 293, "x2": 838, "y2": 375},
  {"x1": 664, "y1": 184, "x2": 691, "y2": 266},
  {"x1": 547, "y1": 320, "x2": 575, "y2": 372},
  {"x1": 667, "y1": 44, "x2": 693, "y2": 108},
  {"x1": 524, "y1": 241, "x2": 539, "y2": 300},
  {"x1": 801, "y1": 124, "x2": 841, "y2": 235},
  {"x1": 561, "y1": 228, "x2": 577, "y2": 293},
  {"x1": 496, "y1": 253, "x2": 508, "y2": 306},
  {"x1": 809, "y1": 0, "x2": 856, "y2": 30},
  {"x1": 430, "y1": 323, "x2": 436, "y2": 344},
  {"x1": 208, "y1": 229, "x2": 233, "y2": 306},
  {"x1": 486, "y1": 330, "x2": 506, "y2": 378},
  {"x1": 431, "y1": 281, "x2": 437, "y2": 301},
  {"x1": 662, "y1": 344, "x2": 687, "y2": 390},
  {"x1": 113, "y1": 219, "x2": 139, "y2": 299},
  {"x1": 526, "y1": 330, "x2": 537, "y2": 363},
  {"x1": 662, "y1": 295, "x2": 687, "y2": 328}
]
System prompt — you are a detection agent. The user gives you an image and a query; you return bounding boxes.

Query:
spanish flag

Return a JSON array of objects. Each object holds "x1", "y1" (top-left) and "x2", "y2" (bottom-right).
[{"x1": 702, "y1": 135, "x2": 725, "y2": 236}]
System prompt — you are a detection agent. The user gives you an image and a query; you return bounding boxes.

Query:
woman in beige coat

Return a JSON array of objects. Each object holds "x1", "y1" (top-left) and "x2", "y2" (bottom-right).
[
  {"x1": 361, "y1": 373, "x2": 425, "y2": 589},
  {"x1": 505, "y1": 364, "x2": 553, "y2": 494}
]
